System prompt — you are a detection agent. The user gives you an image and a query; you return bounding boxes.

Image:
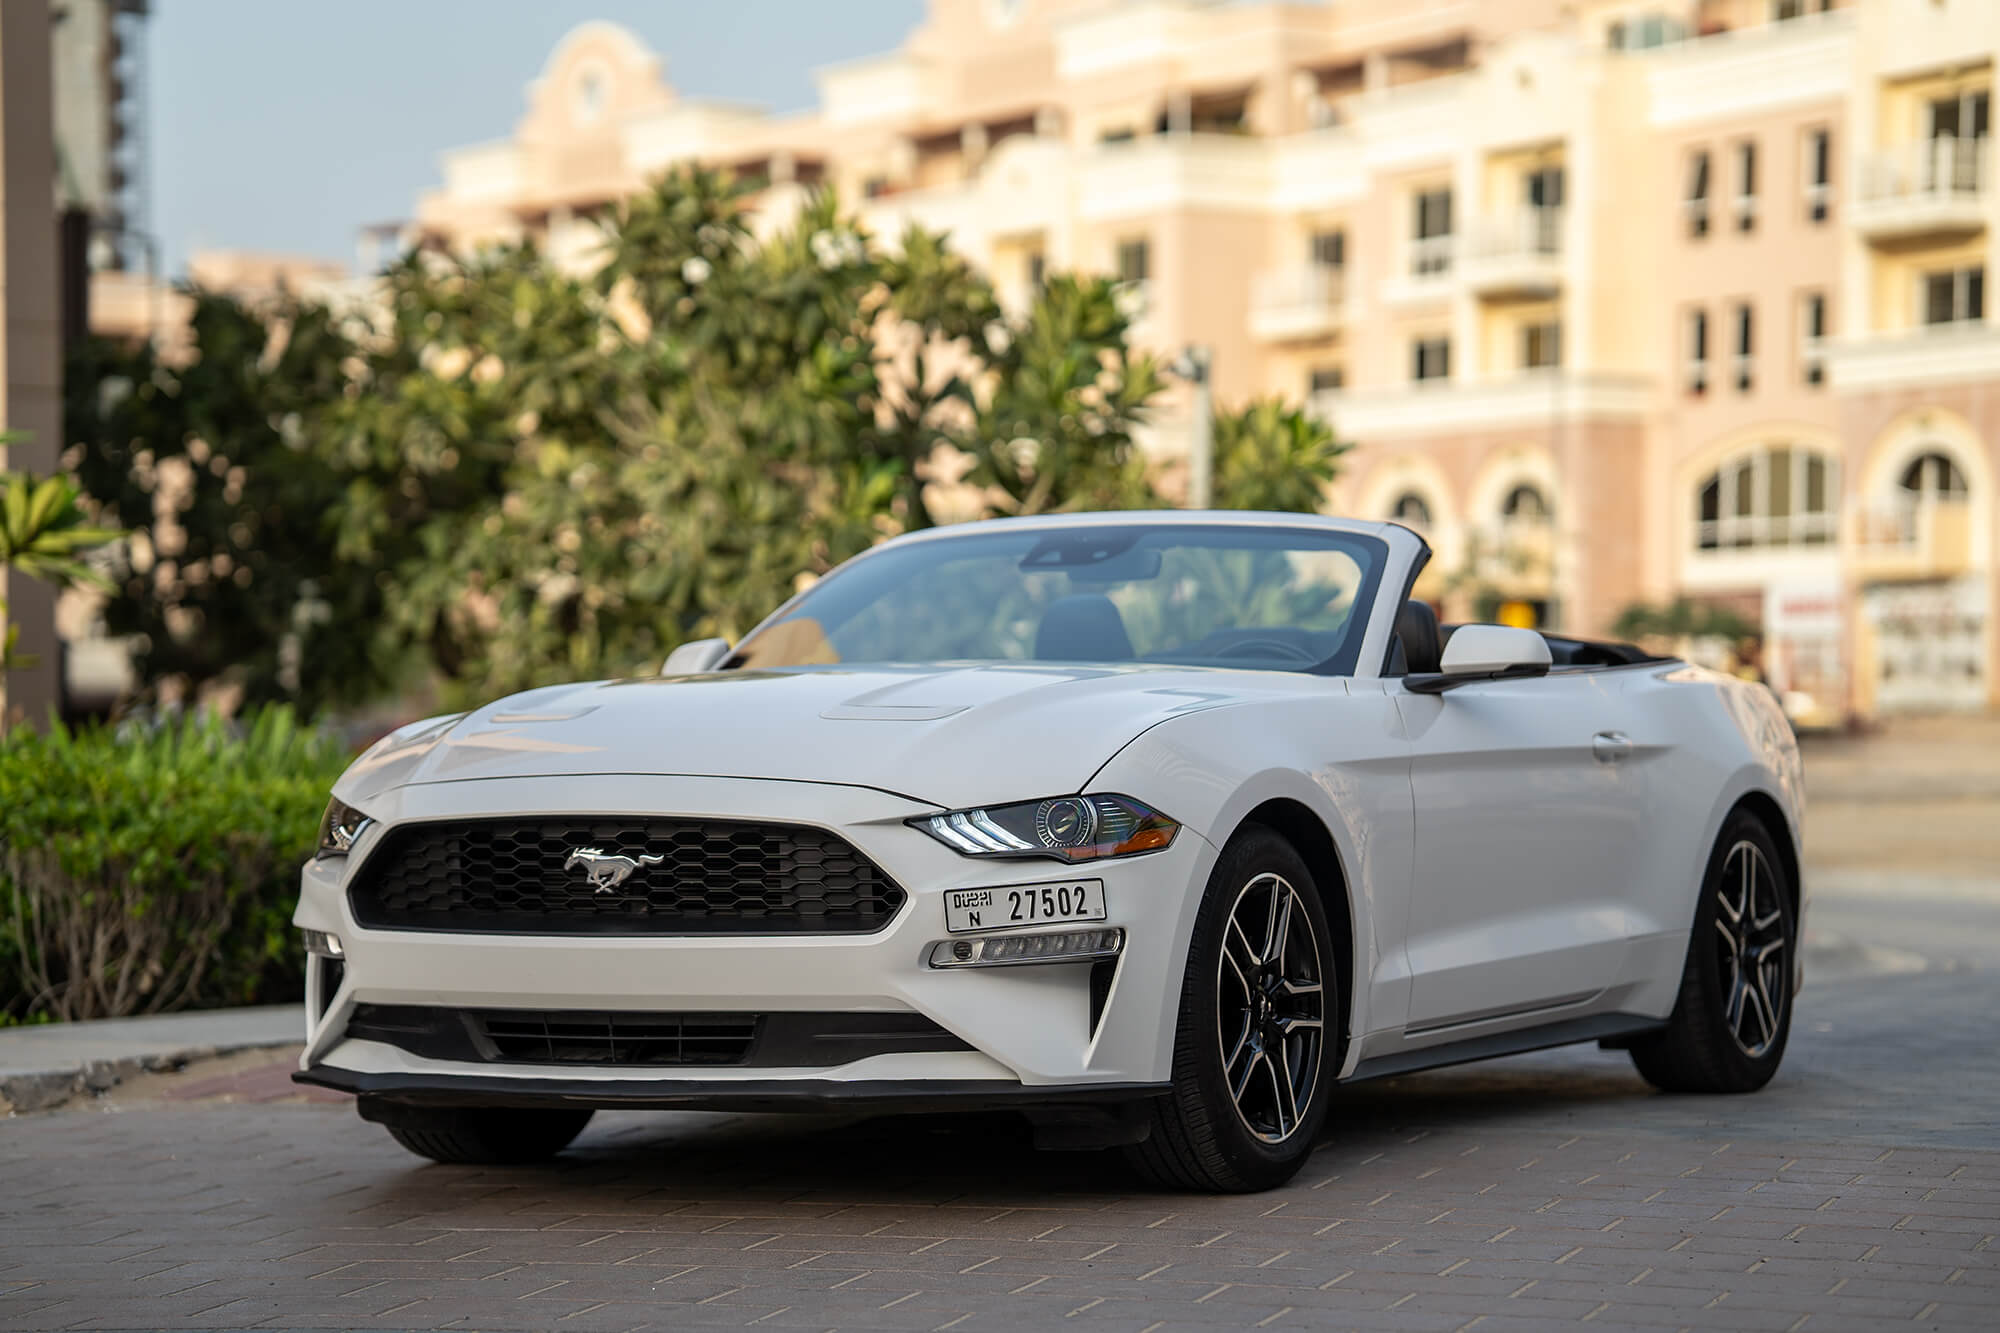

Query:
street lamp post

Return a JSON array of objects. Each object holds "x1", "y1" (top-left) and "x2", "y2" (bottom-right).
[{"x1": 1175, "y1": 343, "x2": 1213, "y2": 510}]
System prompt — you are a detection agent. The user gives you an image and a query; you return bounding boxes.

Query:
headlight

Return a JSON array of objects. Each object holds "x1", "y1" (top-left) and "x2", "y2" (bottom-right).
[
  {"x1": 913, "y1": 794, "x2": 1178, "y2": 862},
  {"x1": 316, "y1": 796, "x2": 373, "y2": 858}
]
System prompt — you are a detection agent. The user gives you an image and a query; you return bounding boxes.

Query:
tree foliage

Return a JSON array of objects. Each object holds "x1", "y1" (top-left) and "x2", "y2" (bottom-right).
[
  {"x1": 66, "y1": 297, "x2": 369, "y2": 705},
  {"x1": 67, "y1": 168, "x2": 1351, "y2": 712},
  {"x1": 1208, "y1": 398, "x2": 1350, "y2": 513},
  {"x1": 1613, "y1": 598, "x2": 1759, "y2": 645}
]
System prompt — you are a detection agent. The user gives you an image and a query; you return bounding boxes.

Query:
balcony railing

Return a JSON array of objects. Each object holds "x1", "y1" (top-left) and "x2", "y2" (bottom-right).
[
  {"x1": 1248, "y1": 265, "x2": 1347, "y2": 342},
  {"x1": 1463, "y1": 208, "x2": 1564, "y2": 296},
  {"x1": 1853, "y1": 136, "x2": 1990, "y2": 238},
  {"x1": 1852, "y1": 498, "x2": 1975, "y2": 580},
  {"x1": 1409, "y1": 234, "x2": 1454, "y2": 277}
]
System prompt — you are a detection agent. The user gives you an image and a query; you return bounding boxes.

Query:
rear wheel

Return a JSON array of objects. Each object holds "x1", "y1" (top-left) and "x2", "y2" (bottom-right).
[
  {"x1": 363, "y1": 1099, "x2": 594, "y2": 1165},
  {"x1": 1629, "y1": 812, "x2": 1795, "y2": 1094},
  {"x1": 1127, "y1": 827, "x2": 1340, "y2": 1192}
]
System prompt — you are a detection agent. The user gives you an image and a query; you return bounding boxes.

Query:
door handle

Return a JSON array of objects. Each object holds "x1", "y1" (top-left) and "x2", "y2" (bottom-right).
[{"x1": 1592, "y1": 731, "x2": 1633, "y2": 764}]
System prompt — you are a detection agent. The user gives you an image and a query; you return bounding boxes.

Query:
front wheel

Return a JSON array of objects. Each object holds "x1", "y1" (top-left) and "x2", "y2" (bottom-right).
[
  {"x1": 1127, "y1": 827, "x2": 1340, "y2": 1192},
  {"x1": 1629, "y1": 812, "x2": 1796, "y2": 1094}
]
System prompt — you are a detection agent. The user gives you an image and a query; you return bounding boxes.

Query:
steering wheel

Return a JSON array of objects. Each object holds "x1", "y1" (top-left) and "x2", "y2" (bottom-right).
[{"x1": 1213, "y1": 636, "x2": 1317, "y2": 663}]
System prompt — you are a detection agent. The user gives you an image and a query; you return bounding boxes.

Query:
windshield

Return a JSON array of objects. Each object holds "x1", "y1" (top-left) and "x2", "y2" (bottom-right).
[{"x1": 730, "y1": 523, "x2": 1388, "y2": 675}]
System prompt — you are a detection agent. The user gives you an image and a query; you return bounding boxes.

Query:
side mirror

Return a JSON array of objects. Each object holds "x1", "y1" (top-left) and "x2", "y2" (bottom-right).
[
  {"x1": 660, "y1": 637, "x2": 732, "y2": 675},
  {"x1": 1405, "y1": 625, "x2": 1552, "y2": 694}
]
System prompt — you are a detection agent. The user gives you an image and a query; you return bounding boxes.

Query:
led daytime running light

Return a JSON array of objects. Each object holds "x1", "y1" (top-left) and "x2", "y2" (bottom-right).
[{"x1": 928, "y1": 927, "x2": 1125, "y2": 968}]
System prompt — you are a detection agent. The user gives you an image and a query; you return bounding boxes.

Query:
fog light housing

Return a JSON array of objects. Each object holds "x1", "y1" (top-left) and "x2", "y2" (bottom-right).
[
  {"x1": 928, "y1": 927, "x2": 1124, "y2": 969},
  {"x1": 302, "y1": 928, "x2": 344, "y2": 959}
]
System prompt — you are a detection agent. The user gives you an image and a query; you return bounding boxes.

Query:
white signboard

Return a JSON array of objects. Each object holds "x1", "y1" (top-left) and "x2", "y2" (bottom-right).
[{"x1": 1864, "y1": 577, "x2": 1988, "y2": 715}]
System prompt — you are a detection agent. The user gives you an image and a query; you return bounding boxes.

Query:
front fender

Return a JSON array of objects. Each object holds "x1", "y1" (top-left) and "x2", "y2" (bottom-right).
[{"x1": 1088, "y1": 687, "x2": 1415, "y2": 1075}]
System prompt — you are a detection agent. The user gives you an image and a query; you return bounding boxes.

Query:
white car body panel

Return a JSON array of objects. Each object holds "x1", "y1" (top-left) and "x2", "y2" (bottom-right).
[{"x1": 294, "y1": 511, "x2": 1805, "y2": 1115}]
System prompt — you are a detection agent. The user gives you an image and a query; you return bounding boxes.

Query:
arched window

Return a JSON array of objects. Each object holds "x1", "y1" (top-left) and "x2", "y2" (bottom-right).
[
  {"x1": 1501, "y1": 484, "x2": 1550, "y2": 523},
  {"x1": 1390, "y1": 492, "x2": 1433, "y2": 529},
  {"x1": 1899, "y1": 451, "x2": 1969, "y2": 500},
  {"x1": 1694, "y1": 446, "x2": 1837, "y2": 550}
]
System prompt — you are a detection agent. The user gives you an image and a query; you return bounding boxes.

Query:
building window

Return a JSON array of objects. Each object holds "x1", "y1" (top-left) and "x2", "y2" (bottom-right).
[
  {"x1": 1502, "y1": 484, "x2": 1551, "y2": 523},
  {"x1": 1900, "y1": 451, "x2": 1969, "y2": 501},
  {"x1": 1309, "y1": 228, "x2": 1346, "y2": 269},
  {"x1": 1924, "y1": 91, "x2": 1990, "y2": 192},
  {"x1": 1308, "y1": 366, "x2": 1344, "y2": 395},
  {"x1": 1734, "y1": 140, "x2": 1758, "y2": 232},
  {"x1": 1522, "y1": 321, "x2": 1561, "y2": 370},
  {"x1": 1694, "y1": 447, "x2": 1837, "y2": 550},
  {"x1": 1412, "y1": 336, "x2": 1451, "y2": 382},
  {"x1": 1804, "y1": 127, "x2": 1831, "y2": 223},
  {"x1": 1686, "y1": 307, "x2": 1709, "y2": 394},
  {"x1": 1733, "y1": 301, "x2": 1754, "y2": 392},
  {"x1": 1412, "y1": 188, "x2": 1453, "y2": 275},
  {"x1": 1116, "y1": 236, "x2": 1150, "y2": 284},
  {"x1": 1800, "y1": 291, "x2": 1827, "y2": 387},
  {"x1": 1926, "y1": 90, "x2": 1991, "y2": 143},
  {"x1": 1390, "y1": 492, "x2": 1434, "y2": 529},
  {"x1": 1922, "y1": 266, "x2": 1984, "y2": 326},
  {"x1": 1027, "y1": 250, "x2": 1046, "y2": 291},
  {"x1": 1608, "y1": 13, "x2": 1688, "y2": 49},
  {"x1": 1685, "y1": 149, "x2": 1711, "y2": 238},
  {"x1": 1526, "y1": 165, "x2": 1565, "y2": 211}
]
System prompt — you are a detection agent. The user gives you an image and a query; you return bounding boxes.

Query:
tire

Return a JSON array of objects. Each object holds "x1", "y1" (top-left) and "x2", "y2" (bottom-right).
[
  {"x1": 1629, "y1": 811, "x2": 1795, "y2": 1094},
  {"x1": 367, "y1": 1101, "x2": 595, "y2": 1165},
  {"x1": 1127, "y1": 826, "x2": 1341, "y2": 1192}
]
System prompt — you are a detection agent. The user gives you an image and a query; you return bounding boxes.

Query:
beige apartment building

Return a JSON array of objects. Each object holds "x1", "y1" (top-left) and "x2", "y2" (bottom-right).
[{"x1": 411, "y1": 0, "x2": 1998, "y2": 724}]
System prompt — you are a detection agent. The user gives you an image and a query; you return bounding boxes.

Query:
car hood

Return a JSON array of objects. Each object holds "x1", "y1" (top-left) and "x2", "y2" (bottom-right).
[{"x1": 338, "y1": 664, "x2": 1320, "y2": 811}]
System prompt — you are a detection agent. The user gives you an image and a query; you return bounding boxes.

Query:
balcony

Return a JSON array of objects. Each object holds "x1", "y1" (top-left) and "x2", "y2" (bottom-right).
[
  {"x1": 1381, "y1": 235, "x2": 1454, "y2": 307},
  {"x1": 1311, "y1": 372, "x2": 1651, "y2": 440},
  {"x1": 1078, "y1": 133, "x2": 1272, "y2": 223},
  {"x1": 1248, "y1": 265, "x2": 1347, "y2": 342},
  {"x1": 1828, "y1": 324, "x2": 2000, "y2": 392},
  {"x1": 1462, "y1": 208, "x2": 1564, "y2": 299},
  {"x1": 1851, "y1": 499, "x2": 1975, "y2": 582},
  {"x1": 1852, "y1": 137, "x2": 1990, "y2": 242}
]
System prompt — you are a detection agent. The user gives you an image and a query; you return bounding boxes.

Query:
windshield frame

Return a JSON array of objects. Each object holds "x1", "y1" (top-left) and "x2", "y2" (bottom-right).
[{"x1": 726, "y1": 518, "x2": 1396, "y2": 678}]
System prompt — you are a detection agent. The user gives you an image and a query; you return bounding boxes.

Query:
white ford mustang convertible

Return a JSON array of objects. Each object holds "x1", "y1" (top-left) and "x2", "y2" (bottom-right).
[{"x1": 295, "y1": 512, "x2": 1805, "y2": 1191}]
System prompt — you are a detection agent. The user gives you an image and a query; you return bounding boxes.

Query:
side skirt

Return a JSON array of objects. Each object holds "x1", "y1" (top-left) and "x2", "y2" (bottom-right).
[{"x1": 1344, "y1": 1013, "x2": 1666, "y2": 1083}]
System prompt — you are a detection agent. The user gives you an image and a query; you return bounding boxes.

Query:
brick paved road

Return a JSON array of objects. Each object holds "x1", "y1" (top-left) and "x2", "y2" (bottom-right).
[{"x1": 3, "y1": 959, "x2": 1996, "y2": 1333}]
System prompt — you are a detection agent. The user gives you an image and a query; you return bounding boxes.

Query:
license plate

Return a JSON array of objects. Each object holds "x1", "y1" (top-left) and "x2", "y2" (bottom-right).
[{"x1": 945, "y1": 880, "x2": 1107, "y2": 934}]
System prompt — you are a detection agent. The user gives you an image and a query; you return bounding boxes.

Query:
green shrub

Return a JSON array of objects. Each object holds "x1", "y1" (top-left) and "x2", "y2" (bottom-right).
[{"x1": 0, "y1": 708, "x2": 351, "y2": 1022}]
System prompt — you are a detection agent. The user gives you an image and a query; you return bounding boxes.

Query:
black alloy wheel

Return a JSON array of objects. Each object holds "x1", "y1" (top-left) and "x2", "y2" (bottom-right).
[
  {"x1": 1629, "y1": 811, "x2": 1796, "y2": 1094},
  {"x1": 1128, "y1": 826, "x2": 1341, "y2": 1192}
]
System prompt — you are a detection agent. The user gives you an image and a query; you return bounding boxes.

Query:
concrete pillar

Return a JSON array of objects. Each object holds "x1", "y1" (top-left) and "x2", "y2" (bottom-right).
[
  {"x1": 0, "y1": 1, "x2": 64, "y2": 724},
  {"x1": 959, "y1": 121, "x2": 988, "y2": 174},
  {"x1": 1363, "y1": 50, "x2": 1390, "y2": 98}
]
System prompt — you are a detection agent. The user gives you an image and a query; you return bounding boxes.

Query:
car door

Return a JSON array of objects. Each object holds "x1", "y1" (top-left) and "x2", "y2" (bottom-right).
[{"x1": 1394, "y1": 668, "x2": 1648, "y2": 1032}]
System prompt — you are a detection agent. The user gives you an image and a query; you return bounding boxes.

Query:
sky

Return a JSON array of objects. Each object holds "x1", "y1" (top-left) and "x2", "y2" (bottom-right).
[{"x1": 150, "y1": 1, "x2": 927, "y2": 277}]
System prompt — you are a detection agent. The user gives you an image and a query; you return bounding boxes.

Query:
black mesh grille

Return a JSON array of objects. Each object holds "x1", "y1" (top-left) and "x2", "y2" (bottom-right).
[
  {"x1": 348, "y1": 818, "x2": 905, "y2": 935},
  {"x1": 479, "y1": 1011, "x2": 758, "y2": 1066},
  {"x1": 344, "y1": 1004, "x2": 969, "y2": 1069}
]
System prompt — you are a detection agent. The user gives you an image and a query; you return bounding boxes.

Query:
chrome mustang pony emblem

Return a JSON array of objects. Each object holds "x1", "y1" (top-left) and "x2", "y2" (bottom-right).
[{"x1": 563, "y1": 847, "x2": 665, "y2": 894}]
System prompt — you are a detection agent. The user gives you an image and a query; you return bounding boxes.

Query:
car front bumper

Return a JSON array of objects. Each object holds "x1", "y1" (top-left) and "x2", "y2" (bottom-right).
[{"x1": 294, "y1": 773, "x2": 1216, "y2": 1104}]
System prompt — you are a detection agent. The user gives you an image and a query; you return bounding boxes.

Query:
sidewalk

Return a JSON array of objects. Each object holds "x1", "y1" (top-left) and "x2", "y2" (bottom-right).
[{"x1": 0, "y1": 1004, "x2": 299, "y2": 1114}]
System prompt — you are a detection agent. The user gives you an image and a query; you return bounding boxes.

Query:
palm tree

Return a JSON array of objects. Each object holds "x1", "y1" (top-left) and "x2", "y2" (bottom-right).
[{"x1": 1, "y1": 439, "x2": 121, "y2": 673}]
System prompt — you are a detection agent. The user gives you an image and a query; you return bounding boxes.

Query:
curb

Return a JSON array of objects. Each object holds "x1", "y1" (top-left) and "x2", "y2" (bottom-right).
[{"x1": 0, "y1": 1005, "x2": 301, "y2": 1115}]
